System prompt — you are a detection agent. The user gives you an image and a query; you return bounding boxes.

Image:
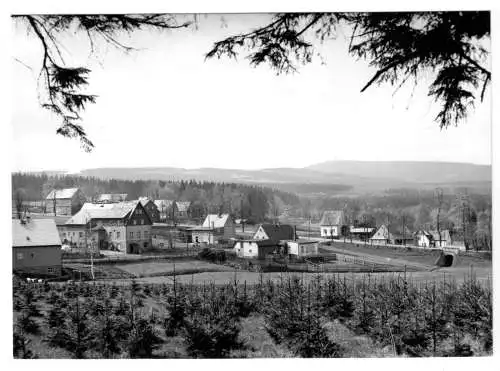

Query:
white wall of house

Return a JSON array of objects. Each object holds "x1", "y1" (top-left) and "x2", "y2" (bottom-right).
[
  {"x1": 320, "y1": 226, "x2": 339, "y2": 237},
  {"x1": 416, "y1": 234, "x2": 431, "y2": 247},
  {"x1": 192, "y1": 231, "x2": 214, "y2": 245},
  {"x1": 234, "y1": 241, "x2": 259, "y2": 258},
  {"x1": 287, "y1": 241, "x2": 319, "y2": 257}
]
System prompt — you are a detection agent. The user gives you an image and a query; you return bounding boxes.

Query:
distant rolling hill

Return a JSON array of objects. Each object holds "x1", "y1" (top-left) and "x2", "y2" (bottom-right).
[
  {"x1": 75, "y1": 161, "x2": 491, "y2": 197},
  {"x1": 307, "y1": 160, "x2": 491, "y2": 184}
]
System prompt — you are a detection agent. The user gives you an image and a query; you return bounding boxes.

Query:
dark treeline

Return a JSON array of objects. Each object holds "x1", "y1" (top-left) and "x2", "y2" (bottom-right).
[{"x1": 11, "y1": 173, "x2": 301, "y2": 223}]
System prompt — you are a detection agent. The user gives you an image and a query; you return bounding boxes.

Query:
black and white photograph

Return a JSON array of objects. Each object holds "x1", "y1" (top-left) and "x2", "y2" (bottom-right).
[{"x1": 7, "y1": 1, "x2": 495, "y2": 363}]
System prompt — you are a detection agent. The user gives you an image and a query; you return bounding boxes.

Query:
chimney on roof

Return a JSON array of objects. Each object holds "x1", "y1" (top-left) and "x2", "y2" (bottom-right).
[{"x1": 294, "y1": 225, "x2": 297, "y2": 241}]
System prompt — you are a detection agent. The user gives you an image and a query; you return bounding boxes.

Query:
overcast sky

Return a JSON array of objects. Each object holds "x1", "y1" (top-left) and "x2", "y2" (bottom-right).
[{"x1": 11, "y1": 14, "x2": 491, "y2": 172}]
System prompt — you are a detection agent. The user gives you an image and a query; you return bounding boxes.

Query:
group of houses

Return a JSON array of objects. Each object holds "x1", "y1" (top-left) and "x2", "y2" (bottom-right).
[
  {"x1": 39, "y1": 188, "x2": 194, "y2": 223},
  {"x1": 233, "y1": 223, "x2": 319, "y2": 260},
  {"x1": 13, "y1": 188, "x2": 456, "y2": 278},
  {"x1": 319, "y1": 209, "x2": 453, "y2": 248}
]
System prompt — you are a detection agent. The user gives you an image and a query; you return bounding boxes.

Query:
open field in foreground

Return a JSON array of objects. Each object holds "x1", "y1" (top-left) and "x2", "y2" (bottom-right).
[{"x1": 116, "y1": 260, "x2": 238, "y2": 277}]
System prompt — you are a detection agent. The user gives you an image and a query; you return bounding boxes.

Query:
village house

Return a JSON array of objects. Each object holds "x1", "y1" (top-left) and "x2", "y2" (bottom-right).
[
  {"x1": 415, "y1": 229, "x2": 452, "y2": 248},
  {"x1": 286, "y1": 239, "x2": 319, "y2": 258},
  {"x1": 369, "y1": 224, "x2": 414, "y2": 246},
  {"x1": 253, "y1": 223, "x2": 296, "y2": 241},
  {"x1": 45, "y1": 188, "x2": 86, "y2": 216},
  {"x1": 154, "y1": 199, "x2": 176, "y2": 222},
  {"x1": 62, "y1": 201, "x2": 153, "y2": 254},
  {"x1": 190, "y1": 213, "x2": 235, "y2": 245},
  {"x1": 138, "y1": 197, "x2": 160, "y2": 222},
  {"x1": 95, "y1": 193, "x2": 128, "y2": 203},
  {"x1": 12, "y1": 218, "x2": 62, "y2": 276},
  {"x1": 176, "y1": 201, "x2": 191, "y2": 219},
  {"x1": 319, "y1": 210, "x2": 345, "y2": 238},
  {"x1": 233, "y1": 239, "x2": 279, "y2": 259}
]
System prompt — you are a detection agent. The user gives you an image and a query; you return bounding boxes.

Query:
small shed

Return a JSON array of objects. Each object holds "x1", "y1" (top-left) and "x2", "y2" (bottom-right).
[
  {"x1": 233, "y1": 239, "x2": 279, "y2": 259},
  {"x1": 286, "y1": 239, "x2": 319, "y2": 257}
]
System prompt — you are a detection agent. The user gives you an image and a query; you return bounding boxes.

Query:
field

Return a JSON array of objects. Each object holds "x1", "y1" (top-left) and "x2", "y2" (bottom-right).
[{"x1": 13, "y1": 267, "x2": 492, "y2": 359}]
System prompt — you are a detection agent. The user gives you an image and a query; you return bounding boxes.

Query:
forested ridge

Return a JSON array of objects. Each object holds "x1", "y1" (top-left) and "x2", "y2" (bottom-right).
[
  {"x1": 11, "y1": 173, "x2": 300, "y2": 223},
  {"x1": 12, "y1": 173, "x2": 491, "y2": 249}
]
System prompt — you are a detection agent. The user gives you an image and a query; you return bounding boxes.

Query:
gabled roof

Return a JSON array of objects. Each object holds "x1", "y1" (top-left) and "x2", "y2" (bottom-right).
[
  {"x1": 96, "y1": 193, "x2": 128, "y2": 202},
  {"x1": 258, "y1": 224, "x2": 295, "y2": 241},
  {"x1": 138, "y1": 197, "x2": 155, "y2": 207},
  {"x1": 319, "y1": 210, "x2": 344, "y2": 226},
  {"x1": 65, "y1": 201, "x2": 138, "y2": 225},
  {"x1": 46, "y1": 188, "x2": 80, "y2": 200},
  {"x1": 154, "y1": 200, "x2": 174, "y2": 209},
  {"x1": 176, "y1": 201, "x2": 191, "y2": 212},
  {"x1": 203, "y1": 214, "x2": 231, "y2": 228},
  {"x1": 13, "y1": 219, "x2": 61, "y2": 247}
]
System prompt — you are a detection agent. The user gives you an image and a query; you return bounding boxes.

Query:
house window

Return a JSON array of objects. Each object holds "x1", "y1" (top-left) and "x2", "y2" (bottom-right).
[
  {"x1": 130, "y1": 232, "x2": 133, "y2": 238},
  {"x1": 116, "y1": 231, "x2": 120, "y2": 239},
  {"x1": 47, "y1": 267, "x2": 54, "y2": 274},
  {"x1": 79, "y1": 232, "x2": 83, "y2": 238},
  {"x1": 141, "y1": 220, "x2": 144, "y2": 225},
  {"x1": 136, "y1": 232, "x2": 140, "y2": 238},
  {"x1": 144, "y1": 231, "x2": 149, "y2": 239},
  {"x1": 133, "y1": 220, "x2": 137, "y2": 225},
  {"x1": 30, "y1": 252, "x2": 35, "y2": 259},
  {"x1": 62, "y1": 232, "x2": 66, "y2": 238},
  {"x1": 16, "y1": 252, "x2": 24, "y2": 260},
  {"x1": 249, "y1": 249, "x2": 252, "y2": 253}
]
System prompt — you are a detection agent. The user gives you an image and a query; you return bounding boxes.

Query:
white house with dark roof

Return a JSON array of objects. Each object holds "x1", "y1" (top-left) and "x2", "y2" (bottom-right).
[
  {"x1": 45, "y1": 188, "x2": 86, "y2": 216},
  {"x1": 12, "y1": 218, "x2": 62, "y2": 276},
  {"x1": 319, "y1": 210, "x2": 345, "y2": 238}
]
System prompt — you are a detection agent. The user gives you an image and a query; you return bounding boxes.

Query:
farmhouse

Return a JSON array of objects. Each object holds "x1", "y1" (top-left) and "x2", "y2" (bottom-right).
[
  {"x1": 415, "y1": 229, "x2": 452, "y2": 248},
  {"x1": 154, "y1": 200, "x2": 176, "y2": 222},
  {"x1": 45, "y1": 188, "x2": 86, "y2": 216},
  {"x1": 286, "y1": 239, "x2": 319, "y2": 258},
  {"x1": 233, "y1": 239, "x2": 279, "y2": 259},
  {"x1": 12, "y1": 218, "x2": 62, "y2": 276},
  {"x1": 96, "y1": 193, "x2": 128, "y2": 203},
  {"x1": 253, "y1": 223, "x2": 296, "y2": 241},
  {"x1": 319, "y1": 210, "x2": 345, "y2": 238},
  {"x1": 369, "y1": 225, "x2": 414, "y2": 245},
  {"x1": 191, "y1": 214, "x2": 235, "y2": 245},
  {"x1": 62, "y1": 201, "x2": 152, "y2": 254},
  {"x1": 138, "y1": 197, "x2": 160, "y2": 222}
]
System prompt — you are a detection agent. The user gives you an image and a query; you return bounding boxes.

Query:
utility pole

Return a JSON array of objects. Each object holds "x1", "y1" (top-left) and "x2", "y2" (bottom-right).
[{"x1": 435, "y1": 188, "x2": 443, "y2": 248}]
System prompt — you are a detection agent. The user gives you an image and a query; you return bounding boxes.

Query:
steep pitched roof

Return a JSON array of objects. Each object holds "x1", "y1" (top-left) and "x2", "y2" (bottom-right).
[
  {"x1": 138, "y1": 197, "x2": 154, "y2": 207},
  {"x1": 46, "y1": 188, "x2": 80, "y2": 200},
  {"x1": 65, "y1": 201, "x2": 138, "y2": 225},
  {"x1": 176, "y1": 201, "x2": 191, "y2": 212},
  {"x1": 319, "y1": 210, "x2": 344, "y2": 226},
  {"x1": 154, "y1": 200, "x2": 174, "y2": 209},
  {"x1": 13, "y1": 219, "x2": 61, "y2": 247},
  {"x1": 96, "y1": 193, "x2": 128, "y2": 202},
  {"x1": 258, "y1": 224, "x2": 295, "y2": 241},
  {"x1": 202, "y1": 214, "x2": 231, "y2": 228}
]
